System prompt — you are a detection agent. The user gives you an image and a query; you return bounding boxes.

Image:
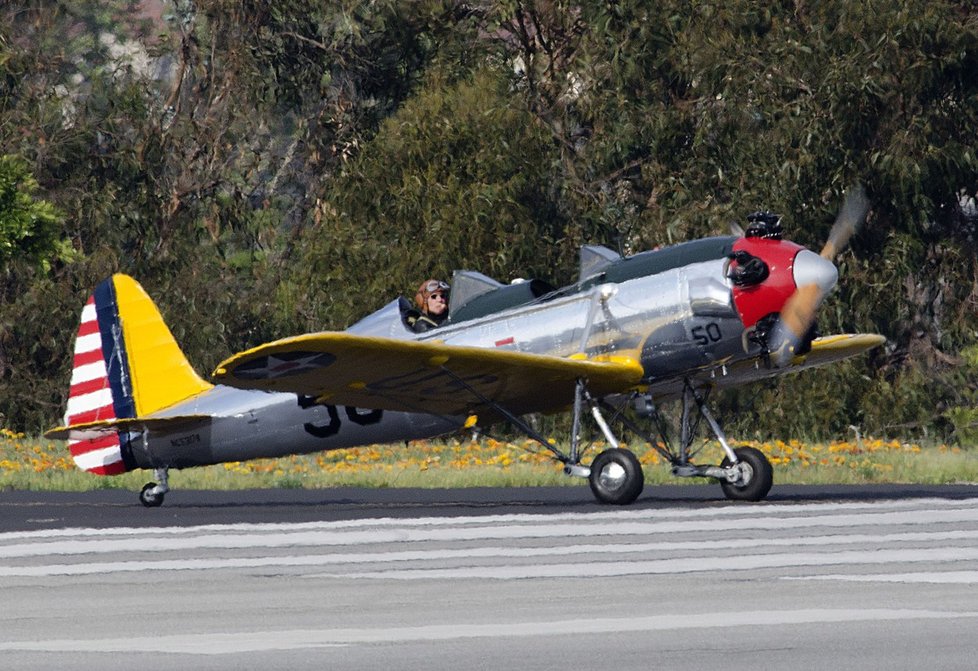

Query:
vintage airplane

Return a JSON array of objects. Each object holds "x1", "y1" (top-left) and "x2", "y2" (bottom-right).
[{"x1": 46, "y1": 187, "x2": 884, "y2": 507}]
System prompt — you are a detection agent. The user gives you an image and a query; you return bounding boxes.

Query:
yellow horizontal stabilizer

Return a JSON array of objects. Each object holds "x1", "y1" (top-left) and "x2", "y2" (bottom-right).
[
  {"x1": 44, "y1": 415, "x2": 212, "y2": 441},
  {"x1": 212, "y1": 333, "x2": 645, "y2": 417}
]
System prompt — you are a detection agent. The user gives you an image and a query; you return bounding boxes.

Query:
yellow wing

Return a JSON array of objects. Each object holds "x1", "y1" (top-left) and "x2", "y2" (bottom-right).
[
  {"x1": 690, "y1": 333, "x2": 886, "y2": 393},
  {"x1": 789, "y1": 333, "x2": 886, "y2": 370},
  {"x1": 212, "y1": 333, "x2": 645, "y2": 417},
  {"x1": 641, "y1": 333, "x2": 886, "y2": 399}
]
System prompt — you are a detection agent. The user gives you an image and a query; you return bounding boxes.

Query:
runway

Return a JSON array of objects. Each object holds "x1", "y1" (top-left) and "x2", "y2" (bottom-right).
[{"x1": 2, "y1": 485, "x2": 978, "y2": 670}]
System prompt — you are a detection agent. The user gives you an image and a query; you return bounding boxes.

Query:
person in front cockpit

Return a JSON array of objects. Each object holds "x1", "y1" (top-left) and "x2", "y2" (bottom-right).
[{"x1": 407, "y1": 279, "x2": 450, "y2": 332}]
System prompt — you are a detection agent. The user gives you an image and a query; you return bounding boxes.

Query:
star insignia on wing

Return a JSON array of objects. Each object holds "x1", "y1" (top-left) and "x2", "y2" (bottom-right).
[{"x1": 232, "y1": 351, "x2": 337, "y2": 380}]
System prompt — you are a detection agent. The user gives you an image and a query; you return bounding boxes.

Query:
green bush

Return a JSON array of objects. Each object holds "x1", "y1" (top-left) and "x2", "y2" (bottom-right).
[
  {"x1": 1, "y1": 0, "x2": 977, "y2": 444},
  {"x1": 945, "y1": 346, "x2": 978, "y2": 448}
]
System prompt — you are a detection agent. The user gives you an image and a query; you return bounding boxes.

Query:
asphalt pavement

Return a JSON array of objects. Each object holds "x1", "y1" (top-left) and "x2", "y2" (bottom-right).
[{"x1": 3, "y1": 485, "x2": 978, "y2": 671}]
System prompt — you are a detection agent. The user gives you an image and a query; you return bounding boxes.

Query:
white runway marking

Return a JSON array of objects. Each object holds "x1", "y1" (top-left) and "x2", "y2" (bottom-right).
[
  {"x1": 303, "y1": 547, "x2": 978, "y2": 581},
  {"x1": 1, "y1": 609, "x2": 976, "y2": 655},
  {"x1": 786, "y1": 571, "x2": 978, "y2": 584},
  {"x1": 3, "y1": 530, "x2": 978, "y2": 577},
  {"x1": 4, "y1": 541, "x2": 977, "y2": 578}
]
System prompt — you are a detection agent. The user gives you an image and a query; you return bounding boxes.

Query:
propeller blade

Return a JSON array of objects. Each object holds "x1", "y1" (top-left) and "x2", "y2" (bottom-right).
[
  {"x1": 820, "y1": 183, "x2": 869, "y2": 260},
  {"x1": 766, "y1": 248, "x2": 840, "y2": 367},
  {"x1": 767, "y1": 185, "x2": 868, "y2": 366},
  {"x1": 780, "y1": 283, "x2": 822, "y2": 339},
  {"x1": 767, "y1": 283, "x2": 823, "y2": 366}
]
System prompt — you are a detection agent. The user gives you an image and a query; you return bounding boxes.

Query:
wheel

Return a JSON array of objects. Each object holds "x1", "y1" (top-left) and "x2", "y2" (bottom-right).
[
  {"x1": 139, "y1": 482, "x2": 165, "y2": 508},
  {"x1": 588, "y1": 448, "x2": 644, "y2": 505},
  {"x1": 719, "y1": 446, "x2": 773, "y2": 502}
]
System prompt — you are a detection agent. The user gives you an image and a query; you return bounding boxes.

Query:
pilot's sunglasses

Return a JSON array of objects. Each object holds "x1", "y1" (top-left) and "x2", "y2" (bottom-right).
[{"x1": 429, "y1": 293, "x2": 447, "y2": 301}]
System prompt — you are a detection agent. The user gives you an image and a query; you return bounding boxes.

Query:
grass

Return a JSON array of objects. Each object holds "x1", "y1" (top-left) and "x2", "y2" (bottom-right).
[{"x1": 2, "y1": 427, "x2": 977, "y2": 492}]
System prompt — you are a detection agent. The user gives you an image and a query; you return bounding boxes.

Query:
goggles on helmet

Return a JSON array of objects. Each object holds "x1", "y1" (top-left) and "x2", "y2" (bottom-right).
[{"x1": 424, "y1": 280, "x2": 450, "y2": 294}]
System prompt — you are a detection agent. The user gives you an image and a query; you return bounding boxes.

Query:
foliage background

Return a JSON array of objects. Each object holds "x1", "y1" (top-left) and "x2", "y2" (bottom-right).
[{"x1": 1, "y1": 0, "x2": 976, "y2": 444}]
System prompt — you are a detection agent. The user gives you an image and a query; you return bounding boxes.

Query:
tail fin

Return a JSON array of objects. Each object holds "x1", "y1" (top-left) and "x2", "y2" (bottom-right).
[{"x1": 56, "y1": 274, "x2": 213, "y2": 475}]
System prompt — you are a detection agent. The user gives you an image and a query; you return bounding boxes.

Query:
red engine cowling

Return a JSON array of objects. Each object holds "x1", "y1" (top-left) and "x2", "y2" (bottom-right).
[{"x1": 729, "y1": 237, "x2": 805, "y2": 328}]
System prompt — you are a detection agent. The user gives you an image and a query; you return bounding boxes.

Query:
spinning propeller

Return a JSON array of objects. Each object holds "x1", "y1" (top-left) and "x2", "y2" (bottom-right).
[{"x1": 768, "y1": 184, "x2": 870, "y2": 366}]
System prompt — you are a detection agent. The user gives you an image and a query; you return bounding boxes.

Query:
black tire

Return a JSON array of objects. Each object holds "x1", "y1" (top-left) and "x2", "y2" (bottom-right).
[
  {"x1": 139, "y1": 482, "x2": 164, "y2": 508},
  {"x1": 588, "y1": 448, "x2": 644, "y2": 505},
  {"x1": 719, "y1": 446, "x2": 773, "y2": 502}
]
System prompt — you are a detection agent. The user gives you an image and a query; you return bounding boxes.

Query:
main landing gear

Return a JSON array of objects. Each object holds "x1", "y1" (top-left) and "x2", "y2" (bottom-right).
[
  {"x1": 489, "y1": 377, "x2": 772, "y2": 505},
  {"x1": 606, "y1": 380, "x2": 773, "y2": 503}
]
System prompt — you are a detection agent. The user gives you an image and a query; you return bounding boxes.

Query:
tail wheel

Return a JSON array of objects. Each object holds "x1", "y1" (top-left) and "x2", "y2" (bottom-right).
[
  {"x1": 719, "y1": 446, "x2": 773, "y2": 502},
  {"x1": 588, "y1": 448, "x2": 644, "y2": 505},
  {"x1": 139, "y1": 482, "x2": 165, "y2": 508}
]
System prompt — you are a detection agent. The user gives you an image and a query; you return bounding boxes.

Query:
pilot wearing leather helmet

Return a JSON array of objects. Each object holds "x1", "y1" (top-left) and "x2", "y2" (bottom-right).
[{"x1": 408, "y1": 279, "x2": 450, "y2": 332}]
